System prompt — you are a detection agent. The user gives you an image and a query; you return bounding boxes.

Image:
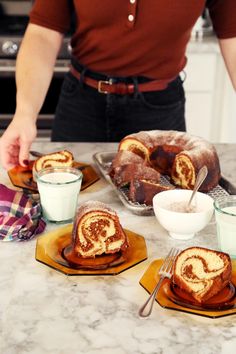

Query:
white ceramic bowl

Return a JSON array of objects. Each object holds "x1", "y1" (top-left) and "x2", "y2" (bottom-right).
[{"x1": 153, "y1": 189, "x2": 214, "y2": 240}]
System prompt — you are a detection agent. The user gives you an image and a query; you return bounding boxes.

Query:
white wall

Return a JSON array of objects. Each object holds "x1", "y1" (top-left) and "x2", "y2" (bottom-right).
[{"x1": 185, "y1": 39, "x2": 236, "y2": 143}]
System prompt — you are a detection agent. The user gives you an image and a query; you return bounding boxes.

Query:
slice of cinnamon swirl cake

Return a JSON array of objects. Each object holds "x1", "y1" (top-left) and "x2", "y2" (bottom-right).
[
  {"x1": 33, "y1": 150, "x2": 74, "y2": 177},
  {"x1": 71, "y1": 201, "x2": 129, "y2": 258},
  {"x1": 172, "y1": 247, "x2": 232, "y2": 303}
]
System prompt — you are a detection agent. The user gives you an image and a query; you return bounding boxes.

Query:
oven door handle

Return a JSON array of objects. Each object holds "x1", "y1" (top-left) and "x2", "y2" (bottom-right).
[
  {"x1": 0, "y1": 65, "x2": 70, "y2": 73},
  {"x1": 53, "y1": 66, "x2": 70, "y2": 73},
  {"x1": 0, "y1": 65, "x2": 16, "y2": 72}
]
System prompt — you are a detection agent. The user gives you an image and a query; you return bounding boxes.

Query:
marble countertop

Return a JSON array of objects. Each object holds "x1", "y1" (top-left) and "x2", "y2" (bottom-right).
[{"x1": 1, "y1": 142, "x2": 236, "y2": 354}]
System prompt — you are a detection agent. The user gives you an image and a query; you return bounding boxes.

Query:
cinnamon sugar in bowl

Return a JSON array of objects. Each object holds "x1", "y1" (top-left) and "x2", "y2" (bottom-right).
[{"x1": 153, "y1": 189, "x2": 214, "y2": 240}]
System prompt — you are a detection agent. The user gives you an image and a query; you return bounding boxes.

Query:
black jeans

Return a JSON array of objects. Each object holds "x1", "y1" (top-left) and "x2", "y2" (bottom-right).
[{"x1": 51, "y1": 65, "x2": 186, "y2": 142}]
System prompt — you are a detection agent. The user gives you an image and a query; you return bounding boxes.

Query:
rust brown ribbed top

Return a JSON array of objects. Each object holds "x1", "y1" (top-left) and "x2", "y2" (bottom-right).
[{"x1": 29, "y1": 0, "x2": 236, "y2": 79}]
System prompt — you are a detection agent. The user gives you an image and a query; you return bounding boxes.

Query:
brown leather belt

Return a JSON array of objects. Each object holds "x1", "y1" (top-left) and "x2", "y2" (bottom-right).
[{"x1": 70, "y1": 65, "x2": 176, "y2": 95}]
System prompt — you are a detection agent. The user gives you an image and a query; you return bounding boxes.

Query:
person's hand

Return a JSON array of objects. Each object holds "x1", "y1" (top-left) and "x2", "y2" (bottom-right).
[{"x1": 0, "y1": 114, "x2": 37, "y2": 170}]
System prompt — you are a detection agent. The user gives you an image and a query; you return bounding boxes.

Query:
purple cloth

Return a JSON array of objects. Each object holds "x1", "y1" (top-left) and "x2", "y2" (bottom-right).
[{"x1": 0, "y1": 184, "x2": 46, "y2": 241}]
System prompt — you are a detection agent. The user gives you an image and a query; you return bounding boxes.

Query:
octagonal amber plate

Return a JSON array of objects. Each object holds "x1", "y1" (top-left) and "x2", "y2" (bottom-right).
[
  {"x1": 35, "y1": 224, "x2": 147, "y2": 275},
  {"x1": 139, "y1": 259, "x2": 236, "y2": 318},
  {"x1": 8, "y1": 160, "x2": 99, "y2": 192}
]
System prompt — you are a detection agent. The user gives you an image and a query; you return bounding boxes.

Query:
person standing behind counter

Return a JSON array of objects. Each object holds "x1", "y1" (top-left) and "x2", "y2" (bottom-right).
[{"x1": 0, "y1": 0, "x2": 236, "y2": 170}]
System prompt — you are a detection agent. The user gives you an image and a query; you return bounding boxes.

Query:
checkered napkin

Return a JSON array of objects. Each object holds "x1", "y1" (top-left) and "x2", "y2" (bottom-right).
[{"x1": 0, "y1": 184, "x2": 46, "y2": 241}]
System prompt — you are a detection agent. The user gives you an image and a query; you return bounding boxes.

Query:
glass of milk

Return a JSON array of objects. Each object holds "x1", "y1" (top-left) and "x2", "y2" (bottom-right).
[
  {"x1": 36, "y1": 166, "x2": 83, "y2": 223},
  {"x1": 214, "y1": 196, "x2": 236, "y2": 258}
]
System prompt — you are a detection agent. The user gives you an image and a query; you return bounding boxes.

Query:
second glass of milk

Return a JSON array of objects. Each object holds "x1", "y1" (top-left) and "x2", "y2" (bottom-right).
[
  {"x1": 214, "y1": 196, "x2": 236, "y2": 258},
  {"x1": 36, "y1": 166, "x2": 83, "y2": 223}
]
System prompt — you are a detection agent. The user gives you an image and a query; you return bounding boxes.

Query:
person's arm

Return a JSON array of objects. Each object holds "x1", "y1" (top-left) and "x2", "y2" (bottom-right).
[
  {"x1": 219, "y1": 37, "x2": 236, "y2": 91},
  {"x1": 0, "y1": 23, "x2": 63, "y2": 170}
]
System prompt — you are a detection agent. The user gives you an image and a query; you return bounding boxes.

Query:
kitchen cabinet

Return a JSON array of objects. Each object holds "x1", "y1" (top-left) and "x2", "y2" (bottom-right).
[{"x1": 185, "y1": 38, "x2": 235, "y2": 143}]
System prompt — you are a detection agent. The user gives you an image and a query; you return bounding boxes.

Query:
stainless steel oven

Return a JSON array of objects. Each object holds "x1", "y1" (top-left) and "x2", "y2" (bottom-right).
[{"x1": 0, "y1": 0, "x2": 72, "y2": 138}]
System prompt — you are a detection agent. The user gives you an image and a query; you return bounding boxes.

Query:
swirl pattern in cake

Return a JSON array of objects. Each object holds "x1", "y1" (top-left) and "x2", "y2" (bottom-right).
[
  {"x1": 33, "y1": 150, "x2": 74, "y2": 175},
  {"x1": 118, "y1": 130, "x2": 221, "y2": 192},
  {"x1": 71, "y1": 201, "x2": 129, "y2": 258},
  {"x1": 172, "y1": 247, "x2": 232, "y2": 303}
]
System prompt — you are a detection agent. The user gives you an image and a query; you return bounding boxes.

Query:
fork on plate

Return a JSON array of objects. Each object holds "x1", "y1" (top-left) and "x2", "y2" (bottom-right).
[{"x1": 138, "y1": 247, "x2": 180, "y2": 318}]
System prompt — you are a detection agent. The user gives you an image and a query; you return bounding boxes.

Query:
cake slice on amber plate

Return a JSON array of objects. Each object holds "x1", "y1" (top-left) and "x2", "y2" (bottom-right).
[
  {"x1": 33, "y1": 150, "x2": 74, "y2": 177},
  {"x1": 69, "y1": 201, "x2": 129, "y2": 259},
  {"x1": 172, "y1": 247, "x2": 232, "y2": 303}
]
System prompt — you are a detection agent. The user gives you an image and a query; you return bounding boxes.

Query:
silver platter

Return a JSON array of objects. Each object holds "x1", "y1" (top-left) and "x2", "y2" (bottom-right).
[{"x1": 93, "y1": 151, "x2": 234, "y2": 216}]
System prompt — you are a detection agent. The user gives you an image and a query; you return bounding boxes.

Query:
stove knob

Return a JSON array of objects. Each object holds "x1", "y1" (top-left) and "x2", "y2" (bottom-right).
[{"x1": 2, "y1": 41, "x2": 18, "y2": 55}]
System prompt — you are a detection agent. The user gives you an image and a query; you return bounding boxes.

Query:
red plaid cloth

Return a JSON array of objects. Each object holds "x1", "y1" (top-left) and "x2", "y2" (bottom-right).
[{"x1": 0, "y1": 184, "x2": 46, "y2": 241}]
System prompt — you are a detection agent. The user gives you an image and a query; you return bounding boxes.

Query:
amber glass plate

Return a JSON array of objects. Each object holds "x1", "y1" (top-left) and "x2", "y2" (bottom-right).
[
  {"x1": 8, "y1": 160, "x2": 99, "y2": 192},
  {"x1": 35, "y1": 224, "x2": 147, "y2": 275},
  {"x1": 139, "y1": 259, "x2": 236, "y2": 318}
]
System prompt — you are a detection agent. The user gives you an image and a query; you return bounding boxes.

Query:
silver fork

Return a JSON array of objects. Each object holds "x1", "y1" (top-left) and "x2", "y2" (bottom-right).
[{"x1": 139, "y1": 247, "x2": 180, "y2": 318}]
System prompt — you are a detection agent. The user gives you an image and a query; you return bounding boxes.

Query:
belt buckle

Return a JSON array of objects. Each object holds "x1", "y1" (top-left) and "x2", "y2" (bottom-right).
[{"x1": 98, "y1": 79, "x2": 113, "y2": 94}]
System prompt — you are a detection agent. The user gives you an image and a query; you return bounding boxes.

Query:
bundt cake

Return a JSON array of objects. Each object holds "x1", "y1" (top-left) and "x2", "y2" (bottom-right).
[
  {"x1": 172, "y1": 247, "x2": 232, "y2": 303},
  {"x1": 109, "y1": 150, "x2": 148, "y2": 178},
  {"x1": 33, "y1": 150, "x2": 74, "y2": 177},
  {"x1": 108, "y1": 149, "x2": 160, "y2": 187},
  {"x1": 112, "y1": 163, "x2": 160, "y2": 188},
  {"x1": 129, "y1": 179, "x2": 174, "y2": 206},
  {"x1": 118, "y1": 130, "x2": 221, "y2": 192},
  {"x1": 108, "y1": 150, "x2": 161, "y2": 206},
  {"x1": 110, "y1": 150, "x2": 148, "y2": 169},
  {"x1": 70, "y1": 201, "x2": 129, "y2": 258}
]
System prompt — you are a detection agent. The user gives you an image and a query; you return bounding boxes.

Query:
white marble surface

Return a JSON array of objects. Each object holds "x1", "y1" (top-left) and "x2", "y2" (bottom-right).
[{"x1": 0, "y1": 142, "x2": 236, "y2": 354}]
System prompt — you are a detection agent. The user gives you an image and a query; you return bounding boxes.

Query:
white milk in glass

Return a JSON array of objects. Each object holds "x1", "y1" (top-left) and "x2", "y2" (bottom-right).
[
  {"x1": 37, "y1": 168, "x2": 82, "y2": 223},
  {"x1": 215, "y1": 206, "x2": 236, "y2": 258}
]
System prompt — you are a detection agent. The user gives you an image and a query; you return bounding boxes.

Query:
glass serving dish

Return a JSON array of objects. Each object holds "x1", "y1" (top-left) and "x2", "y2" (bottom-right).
[
  {"x1": 8, "y1": 160, "x2": 99, "y2": 193},
  {"x1": 139, "y1": 259, "x2": 236, "y2": 319},
  {"x1": 35, "y1": 224, "x2": 148, "y2": 276}
]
